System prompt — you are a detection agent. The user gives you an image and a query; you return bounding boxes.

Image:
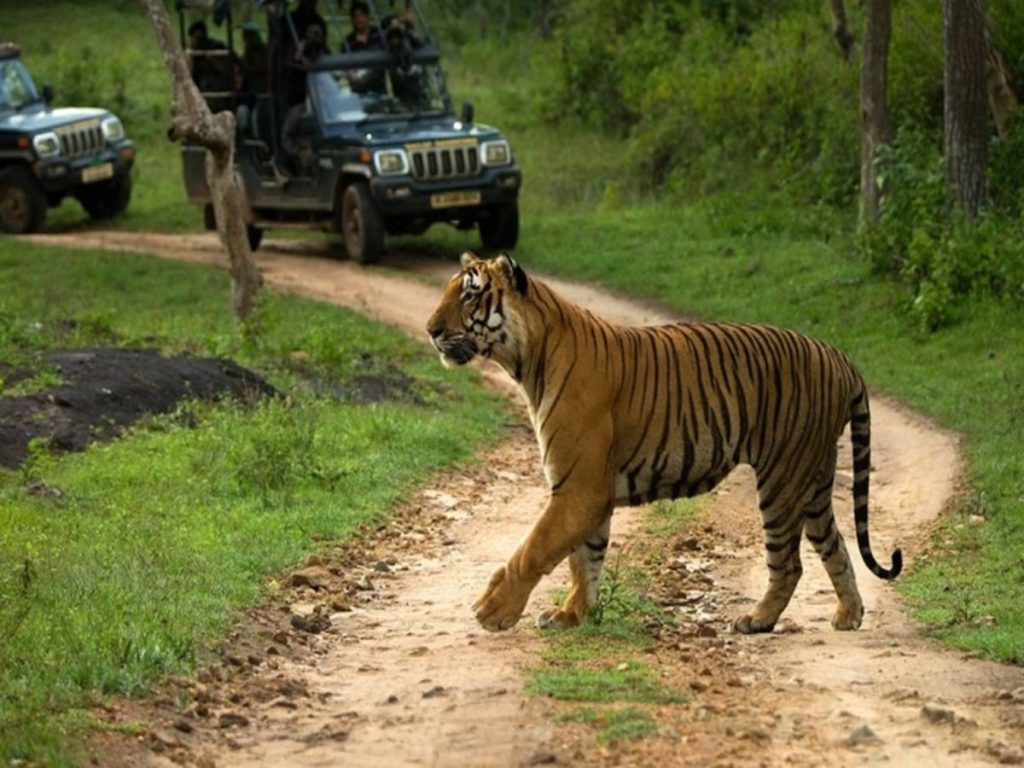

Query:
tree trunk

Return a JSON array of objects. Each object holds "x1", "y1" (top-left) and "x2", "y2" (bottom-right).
[
  {"x1": 538, "y1": 0, "x2": 554, "y2": 40},
  {"x1": 982, "y1": 12, "x2": 1018, "y2": 141},
  {"x1": 139, "y1": 0, "x2": 263, "y2": 321},
  {"x1": 828, "y1": 0, "x2": 854, "y2": 62},
  {"x1": 943, "y1": 0, "x2": 989, "y2": 217},
  {"x1": 859, "y1": 0, "x2": 892, "y2": 226}
]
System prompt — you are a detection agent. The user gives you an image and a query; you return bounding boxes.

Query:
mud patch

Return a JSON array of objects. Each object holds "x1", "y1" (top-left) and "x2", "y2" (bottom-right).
[{"x1": 0, "y1": 348, "x2": 275, "y2": 469}]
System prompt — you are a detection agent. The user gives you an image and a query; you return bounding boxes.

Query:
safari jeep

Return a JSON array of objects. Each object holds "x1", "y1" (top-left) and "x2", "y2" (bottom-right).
[
  {"x1": 0, "y1": 42, "x2": 135, "y2": 234},
  {"x1": 177, "y1": 0, "x2": 522, "y2": 263}
]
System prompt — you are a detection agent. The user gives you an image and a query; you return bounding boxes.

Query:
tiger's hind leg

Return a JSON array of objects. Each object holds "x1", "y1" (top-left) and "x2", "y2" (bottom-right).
[
  {"x1": 803, "y1": 467, "x2": 863, "y2": 630},
  {"x1": 536, "y1": 516, "x2": 611, "y2": 630},
  {"x1": 733, "y1": 473, "x2": 807, "y2": 634}
]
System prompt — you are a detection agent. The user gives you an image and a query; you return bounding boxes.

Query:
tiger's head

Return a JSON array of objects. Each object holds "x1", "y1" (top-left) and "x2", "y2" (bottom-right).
[{"x1": 426, "y1": 251, "x2": 529, "y2": 369}]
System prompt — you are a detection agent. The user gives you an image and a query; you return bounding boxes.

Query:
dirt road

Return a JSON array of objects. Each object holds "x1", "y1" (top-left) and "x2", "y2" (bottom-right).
[{"x1": 30, "y1": 233, "x2": 1024, "y2": 767}]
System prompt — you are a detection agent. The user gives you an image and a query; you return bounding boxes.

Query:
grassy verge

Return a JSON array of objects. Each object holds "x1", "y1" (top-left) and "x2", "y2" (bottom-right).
[
  {"x1": 527, "y1": 500, "x2": 697, "y2": 748},
  {"x1": 0, "y1": 239, "x2": 506, "y2": 764}
]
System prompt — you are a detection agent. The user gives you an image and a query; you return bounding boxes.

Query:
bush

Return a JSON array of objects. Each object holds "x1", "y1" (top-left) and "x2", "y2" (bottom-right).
[
  {"x1": 30, "y1": 43, "x2": 167, "y2": 141},
  {"x1": 861, "y1": 124, "x2": 1024, "y2": 330},
  {"x1": 546, "y1": 2, "x2": 860, "y2": 203}
]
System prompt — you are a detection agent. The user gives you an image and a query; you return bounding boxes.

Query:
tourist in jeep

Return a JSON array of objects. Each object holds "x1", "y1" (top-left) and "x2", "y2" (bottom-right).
[
  {"x1": 344, "y1": 1, "x2": 383, "y2": 51},
  {"x1": 187, "y1": 20, "x2": 233, "y2": 95},
  {"x1": 345, "y1": 0, "x2": 386, "y2": 94},
  {"x1": 384, "y1": 20, "x2": 426, "y2": 110}
]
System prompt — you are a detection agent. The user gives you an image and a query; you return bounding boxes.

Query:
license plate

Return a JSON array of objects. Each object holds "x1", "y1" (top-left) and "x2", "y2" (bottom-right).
[
  {"x1": 82, "y1": 163, "x2": 114, "y2": 184},
  {"x1": 430, "y1": 190, "x2": 481, "y2": 209}
]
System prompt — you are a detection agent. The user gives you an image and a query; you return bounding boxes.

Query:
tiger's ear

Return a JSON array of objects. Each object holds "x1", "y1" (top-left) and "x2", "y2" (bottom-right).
[
  {"x1": 460, "y1": 251, "x2": 481, "y2": 269},
  {"x1": 496, "y1": 252, "x2": 528, "y2": 295}
]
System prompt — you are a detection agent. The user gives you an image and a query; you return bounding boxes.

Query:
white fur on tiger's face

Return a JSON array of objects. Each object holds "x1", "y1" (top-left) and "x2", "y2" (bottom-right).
[{"x1": 426, "y1": 251, "x2": 527, "y2": 370}]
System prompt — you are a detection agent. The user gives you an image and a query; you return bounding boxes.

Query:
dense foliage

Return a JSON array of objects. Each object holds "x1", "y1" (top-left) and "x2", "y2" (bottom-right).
[{"x1": 541, "y1": 0, "x2": 1024, "y2": 326}]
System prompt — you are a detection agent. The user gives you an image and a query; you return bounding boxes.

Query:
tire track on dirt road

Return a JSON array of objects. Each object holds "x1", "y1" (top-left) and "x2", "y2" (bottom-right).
[{"x1": 28, "y1": 233, "x2": 1024, "y2": 767}]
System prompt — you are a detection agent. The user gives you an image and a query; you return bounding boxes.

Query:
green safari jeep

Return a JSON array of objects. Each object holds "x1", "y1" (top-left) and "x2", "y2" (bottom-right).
[{"x1": 177, "y1": 0, "x2": 522, "y2": 262}]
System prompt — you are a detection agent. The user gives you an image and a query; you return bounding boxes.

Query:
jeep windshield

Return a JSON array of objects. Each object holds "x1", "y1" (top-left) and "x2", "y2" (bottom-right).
[
  {"x1": 0, "y1": 57, "x2": 41, "y2": 111},
  {"x1": 307, "y1": 47, "x2": 450, "y2": 125}
]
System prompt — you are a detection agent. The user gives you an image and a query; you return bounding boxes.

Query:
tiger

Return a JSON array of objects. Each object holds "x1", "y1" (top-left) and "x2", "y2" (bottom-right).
[{"x1": 426, "y1": 251, "x2": 902, "y2": 634}]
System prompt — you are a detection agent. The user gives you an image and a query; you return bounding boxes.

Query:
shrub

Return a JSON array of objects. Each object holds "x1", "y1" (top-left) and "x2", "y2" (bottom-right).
[{"x1": 862, "y1": 124, "x2": 1024, "y2": 330}]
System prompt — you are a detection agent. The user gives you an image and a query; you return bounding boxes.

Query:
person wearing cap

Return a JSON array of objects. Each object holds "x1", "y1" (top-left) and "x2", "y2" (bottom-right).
[
  {"x1": 385, "y1": 18, "x2": 426, "y2": 109},
  {"x1": 239, "y1": 21, "x2": 268, "y2": 93}
]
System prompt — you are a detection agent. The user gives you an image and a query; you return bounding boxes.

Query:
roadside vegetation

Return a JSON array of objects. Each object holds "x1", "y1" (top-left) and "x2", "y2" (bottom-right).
[
  {"x1": 4, "y1": 0, "x2": 1023, "y2": 761},
  {"x1": 528, "y1": 559, "x2": 685, "y2": 747},
  {"x1": 0, "y1": 240, "x2": 505, "y2": 763},
  {"x1": 527, "y1": 500, "x2": 696, "y2": 748}
]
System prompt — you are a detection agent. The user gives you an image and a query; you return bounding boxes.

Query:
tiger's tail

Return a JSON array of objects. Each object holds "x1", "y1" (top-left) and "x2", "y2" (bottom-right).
[{"x1": 850, "y1": 386, "x2": 903, "y2": 580}]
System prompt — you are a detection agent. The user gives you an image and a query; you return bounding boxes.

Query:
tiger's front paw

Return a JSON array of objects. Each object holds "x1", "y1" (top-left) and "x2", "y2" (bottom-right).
[
  {"x1": 473, "y1": 566, "x2": 530, "y2": 632},
  {"x1": 535, "y1": 606, "x2": 584, "y2": 630}
]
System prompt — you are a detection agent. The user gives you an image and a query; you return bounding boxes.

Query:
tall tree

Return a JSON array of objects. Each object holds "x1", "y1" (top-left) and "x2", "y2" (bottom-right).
[
  {"x1": 982, "y1": 12, "x2": 1019, "y2": 141},
  {"x1": 828, "y1": 0, "x2": 854, "y2": 62},
  {"x1": 943, "y1": 0, "x2": 989, "y2": 217},
  {"x1": 139, "y1": 0, "x2": 263, "y2": 321},
  {"x1": 859, "y1": 0, "x2": 892, "y2": 225}
]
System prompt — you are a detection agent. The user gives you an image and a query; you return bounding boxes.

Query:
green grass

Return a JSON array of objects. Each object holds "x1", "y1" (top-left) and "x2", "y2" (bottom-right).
[
  {"x1": 0, "y1": 238, "x2": 506, "y2": 765},
  {"x1": 560, "y1": 706, "x2": 658, "y2": 746},
  {"x1": 529, "y1": 662, "x2": 684, "y2": 705},
  {"x1": 646, "y1": 498, "x2": 702, "y2": 542},
  {"x1": 527, "y1": 548, "x2": 684, "y2": 749}
]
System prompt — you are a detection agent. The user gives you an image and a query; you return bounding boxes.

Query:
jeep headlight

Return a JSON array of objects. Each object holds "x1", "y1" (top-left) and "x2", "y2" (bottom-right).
[
  {"x1": 481, "y1": 140, "x2": 511, "y2": 167},
  {"x1": 32, "y1": 131, "x2": 61, "y2": 158},
  {"x1": 374, "y1": 149, "x2": 409, "y2": 176},
  {"x1": 101, "y1": 116, "x2": 125, "y2": 142}
]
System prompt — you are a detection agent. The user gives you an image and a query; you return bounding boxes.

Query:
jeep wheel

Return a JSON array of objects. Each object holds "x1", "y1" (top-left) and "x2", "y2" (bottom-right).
[
  {"x1": 203, "y1": 203, "x2": 264, "y2": 251},
  {"x1": 247, "y1": 226, "x2": 263, "y2": 252},
  {"x1": 0, "y1": 166, "x2": 47, "y2": 234},
  {"x1": 341, "y1": 181, "x2": 384, "y2": 264},
  {"x1": 77, "y1": 173, "x2": 132, "y2": 220},
  {"x1": 479, "y1": 201, "x2": 519, "y2": 251}
]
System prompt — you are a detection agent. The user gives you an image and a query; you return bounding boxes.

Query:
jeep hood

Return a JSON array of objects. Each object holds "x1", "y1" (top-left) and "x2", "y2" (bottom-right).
[
  {"x1": 0, "y1": 105, "x2": 109, "y2": 133},
  {"x1": 328, "y1": 118, "x2": 503, "y2": 146}
]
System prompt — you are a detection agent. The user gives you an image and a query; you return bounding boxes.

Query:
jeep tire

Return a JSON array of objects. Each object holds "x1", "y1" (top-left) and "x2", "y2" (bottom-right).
[
  {"x1": 0, "y1": 165, "x2": 47, "y2": 234},
  {"x1": 341, "y1": 181, "x2": 384, "y2": 264},
  {"x1": 77, "y1": 173, "x2": 132, "y2": 221},
  {"x1": 203, "y1": 203, "x2": 264, "y2": 251},
  {"x1": 479, "y1": 201, "x2": 519, "y2": 251}
]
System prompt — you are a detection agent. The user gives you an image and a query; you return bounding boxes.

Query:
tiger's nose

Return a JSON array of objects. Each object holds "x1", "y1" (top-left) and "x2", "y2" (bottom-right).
[{"x1": 427, "y1": 322, "x2": 444, "y2": 340}]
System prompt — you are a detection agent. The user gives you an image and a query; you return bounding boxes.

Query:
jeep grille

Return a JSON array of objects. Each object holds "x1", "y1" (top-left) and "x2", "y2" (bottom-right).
[
  {"x1": 408, "y1": 144, "x2": 480, "y2": 180},
  {"x1": 56, "y1": 120, "x2": 104, "y2": 159}
]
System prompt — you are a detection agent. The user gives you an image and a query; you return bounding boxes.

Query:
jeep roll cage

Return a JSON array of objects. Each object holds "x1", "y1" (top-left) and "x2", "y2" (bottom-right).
[{"x1": 175, "y1": 2, "x2": 449, "y2": 101}]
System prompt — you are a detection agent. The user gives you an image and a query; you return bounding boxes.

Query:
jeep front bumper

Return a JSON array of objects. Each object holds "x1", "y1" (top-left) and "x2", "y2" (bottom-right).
[
  {"x1": 34, "y1": 141, "x2": 135, "y2": 196},
  {"x1": 369, "y1": 166, "x2": 521, "y2": 219}
]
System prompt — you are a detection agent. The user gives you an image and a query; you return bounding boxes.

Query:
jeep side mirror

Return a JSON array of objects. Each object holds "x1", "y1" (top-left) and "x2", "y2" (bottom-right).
[
  {"x1": 42, "y1": 81, "x2": 54, "y2": 103},
  {"x1": 461, "y1": 101, "x2": 474, "y2": 128}
]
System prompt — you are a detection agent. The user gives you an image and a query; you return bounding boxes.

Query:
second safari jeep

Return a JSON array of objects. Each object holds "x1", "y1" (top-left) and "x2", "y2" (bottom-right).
[{"x1": 178, "y1": 0, "x2": 522, "y2": 262}]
